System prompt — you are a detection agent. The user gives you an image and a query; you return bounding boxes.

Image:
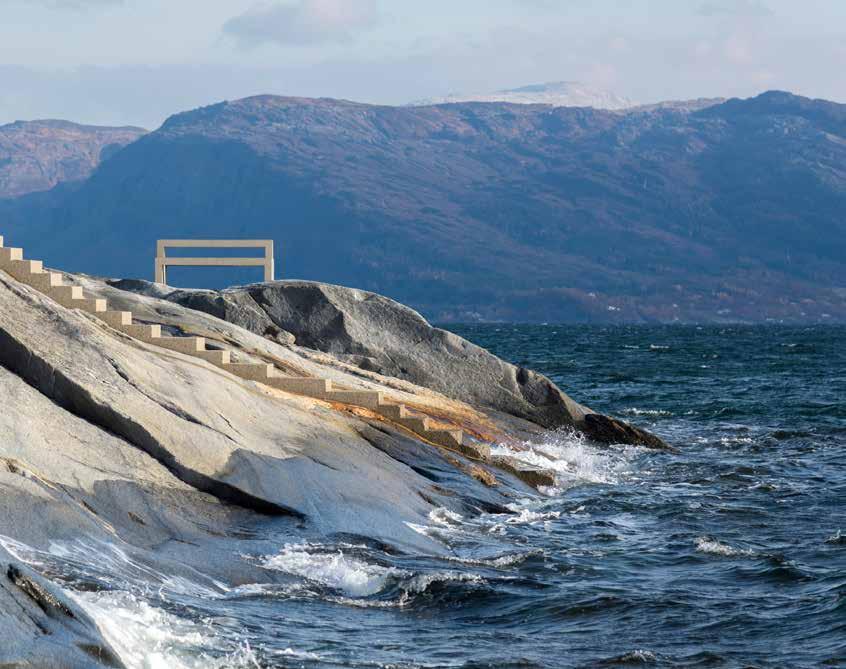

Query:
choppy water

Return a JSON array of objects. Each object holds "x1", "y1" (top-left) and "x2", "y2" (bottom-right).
[{"x1": 4, "y1": 325, "x2": 845, "y2": 668}]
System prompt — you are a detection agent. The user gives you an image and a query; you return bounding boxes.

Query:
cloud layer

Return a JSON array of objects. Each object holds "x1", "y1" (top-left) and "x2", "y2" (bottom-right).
[{"x1": 223, "y1": 0, "x2": 379, "y2": 47}]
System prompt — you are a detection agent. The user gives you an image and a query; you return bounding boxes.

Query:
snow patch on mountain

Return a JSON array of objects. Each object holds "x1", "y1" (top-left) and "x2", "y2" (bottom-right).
[{"x1": 409, "y1": 81, "x2": 634, "y2": 110}]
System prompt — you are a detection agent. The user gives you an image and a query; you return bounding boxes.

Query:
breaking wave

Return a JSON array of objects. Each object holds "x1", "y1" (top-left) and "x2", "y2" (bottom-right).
[
  {"x1": 260, "y1": 543, "x2": 407, "y2": 597},
  {"x1": 491, "y1": 427, "x2": 642, "y2": 492},
  {"x1": 694, "y1": 537, "x2": 756, "y2": 557}
]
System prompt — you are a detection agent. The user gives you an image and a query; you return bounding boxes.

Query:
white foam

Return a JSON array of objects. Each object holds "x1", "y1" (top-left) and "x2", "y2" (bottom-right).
[
  {"x1": 825, "y1": 530, "x2": 844, "y2": 545},
  {"x1": 504, "y1": 507, "x2": 561, "y2": 525},
  {"x1": 428, "y1": 507, "x2": 464, "y2": 526},
  {"x1": 0, "y1": 535, "x2": 259, "y2": 669},
  {"x1": 71, "y1": 590, "x2": 260, "y2": 669},
  {"x1": 261, "y1": 543, "x2": 407, "y2": 597},
  {"x1": 492, "y1": 428, "x2": 641, "y2": 493},
  {"x1": 448, "y1": 549, "x2": 544, "y2": 569},
  {"x1": 273, "y1": 647, "x2": 321, "y2": 660},
  {"x1": 694, "y1": 537, "x2": 755, "y2": 557},
  {"x1": 617, "y1": 650, "x2": 658, "y2": 662},
  {"x1": 622, "y1": 408, "x2": 672, "y2": 417}
]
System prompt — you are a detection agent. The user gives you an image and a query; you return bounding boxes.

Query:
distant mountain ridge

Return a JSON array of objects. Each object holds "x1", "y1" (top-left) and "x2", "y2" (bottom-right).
[
  {"x1": 410, "y1": 81, "x2": 634, "y2": 110},
  {"x1": 0, "y1": 119, "x2": 146, "y2": 199},
  {"x1": 2, "y1": 90, "x2": 845, "y2": 323}
]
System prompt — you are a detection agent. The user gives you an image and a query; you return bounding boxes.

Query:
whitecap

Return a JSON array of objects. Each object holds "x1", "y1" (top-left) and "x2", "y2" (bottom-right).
[
  {"x1": 694, "y1": 537, "x2": 755, "y2": 557},
  {"x1": 503, "y1": 507, "x2": 561, "y2": 525},
  {"x1": 0, "y1": 536, "x2": 256, "y2": 668},
  {"x1": 492, "y1": 428, "x2": 641, "y2": 492},
  {"x1": 260, "y1": 543, "x2": 408, "y2": 597},
  {"x1": 825, "y1": 530, "x2": 845, "y2": 545},
  {"x1": 448, "y1": 549, "x2": 544, "y2": 569},
  {"x1": 273, "y1": 647, "x2": 321, "y2": 660},
  {"x1": 622, "y1": 408, "x2": 672, "y2": 417},
  {"x1": 72, "y1": 590, "x2": 260, "y2": 669},
  {"x1": 428, "y1": 507, "x2": 464, "y2": 526}
]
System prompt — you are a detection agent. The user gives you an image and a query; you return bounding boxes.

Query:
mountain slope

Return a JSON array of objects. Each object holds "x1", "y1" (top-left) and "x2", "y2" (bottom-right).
[
  {"x1": 0, "y1": 120, "x2": 146, "y2": 199},
  {"x1": 3, "y1": 91, "x2": 845, "y2": 322}
]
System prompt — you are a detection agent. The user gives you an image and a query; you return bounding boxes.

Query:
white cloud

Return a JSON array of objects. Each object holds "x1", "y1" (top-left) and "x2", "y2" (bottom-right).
[{"x1": 222, "y1": 0, "x2": 380, "y2": 48}]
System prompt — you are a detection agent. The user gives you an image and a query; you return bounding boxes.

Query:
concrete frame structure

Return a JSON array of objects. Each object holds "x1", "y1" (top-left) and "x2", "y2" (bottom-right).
[{"x1": 155, "y1": 239, "x2": 274, "y2": 285}]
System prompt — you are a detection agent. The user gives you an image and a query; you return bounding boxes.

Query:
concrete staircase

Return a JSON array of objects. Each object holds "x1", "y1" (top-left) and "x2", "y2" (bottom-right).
[{"x1": 0, "y1": 236, "x2": 485, "y2": 461}]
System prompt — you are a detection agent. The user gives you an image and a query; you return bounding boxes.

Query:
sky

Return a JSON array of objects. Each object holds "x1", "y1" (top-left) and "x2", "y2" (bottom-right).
[{"x1": 1, "y1": 0, "x2": 844, "y2": 129}]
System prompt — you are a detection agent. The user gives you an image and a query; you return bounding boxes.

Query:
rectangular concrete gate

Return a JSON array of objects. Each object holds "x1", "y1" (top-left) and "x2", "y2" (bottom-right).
[{"x1": 155, "y1": 239, "x2": 274, "y2": 285}]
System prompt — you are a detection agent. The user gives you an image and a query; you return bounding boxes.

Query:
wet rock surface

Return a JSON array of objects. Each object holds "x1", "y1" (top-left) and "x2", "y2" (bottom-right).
[{"x1": 0, "y1": 563, "x2": 125, "y2": 668}]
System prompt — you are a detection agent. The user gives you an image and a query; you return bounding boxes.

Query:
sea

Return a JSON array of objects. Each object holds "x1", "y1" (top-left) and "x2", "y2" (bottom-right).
[{"x1": 3, "y1": 325, "x2": 844, "y2": 668}]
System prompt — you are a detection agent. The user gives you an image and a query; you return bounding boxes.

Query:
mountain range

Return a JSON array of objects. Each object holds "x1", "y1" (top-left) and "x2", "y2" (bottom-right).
[
  {"x1": 1, "y1": 90, "x2": 845, "y2": 323},
  {"x1": 0, "y1": 119, "x2": 145, "y2": 199}
]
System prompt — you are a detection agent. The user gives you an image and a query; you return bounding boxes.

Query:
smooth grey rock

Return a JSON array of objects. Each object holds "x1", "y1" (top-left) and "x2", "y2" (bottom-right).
[
  {"x1": 145, "y1": 279, "x2": 666, "y2": 448},
  {"x1": 0, "y1": 562, "x2": 125, "y2": 668}
]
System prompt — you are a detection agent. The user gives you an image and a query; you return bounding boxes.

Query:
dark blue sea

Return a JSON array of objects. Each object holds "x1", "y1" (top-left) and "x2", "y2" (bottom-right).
[{"x1": 6, "y1": 325, "x2": 845, "y2": 668}]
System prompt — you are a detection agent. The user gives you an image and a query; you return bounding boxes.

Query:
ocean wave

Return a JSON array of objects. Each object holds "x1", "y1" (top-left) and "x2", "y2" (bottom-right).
[
  {"x1": 0, "y1": 536, "x2": 260, "y2": 669},
  {"x1": 261, "y1": 543, "x2": 408, "y2": 597},
  {"x1": 825, "y1": 530, "x2": 845, "y2": 545},
  {"x1": 428, "y1": 507, "x2": 465, "y2": 526},
  {"x1": 598, "y1": 649, "x2": 659, "y2": 665},
  {"x1": 694, "y1": 537, "x2": 756, "y2": 557},
  {"x1": 72, "y1": 590, "x2": 261, "y2": 669},
  {"x1": 257, "y1": 541, "x2": 495, "y2": 610},
  {"x1": 447, "y1": 549, "x2": 546, "y2": 569},
  {"x1": 622, "y1": 408, "x2": 673, "y2": 417},
  {"x1": 504, "y1": 507, "x2": 562, "y2": 524},
  {"x1": 492, "y1": 428, "x2": 641, "y2": 492}
]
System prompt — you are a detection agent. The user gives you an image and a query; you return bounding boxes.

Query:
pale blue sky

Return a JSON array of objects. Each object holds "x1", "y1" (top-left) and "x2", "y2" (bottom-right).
[{"x1": 1, "y1": 0, "x2": 844, "y2": 128}]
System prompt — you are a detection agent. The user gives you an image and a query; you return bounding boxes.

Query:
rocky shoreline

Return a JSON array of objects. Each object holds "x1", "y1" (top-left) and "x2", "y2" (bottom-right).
[{"x1": 1, "y1": 266, "x2": 666, "y2": 665}]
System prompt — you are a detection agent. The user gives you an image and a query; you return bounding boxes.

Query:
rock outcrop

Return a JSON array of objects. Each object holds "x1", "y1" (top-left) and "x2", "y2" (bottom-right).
[
  {"x1": 0, "y1": 563, "x2": 124, "y2": 667},
  {"x1": 125, "y1": 279, "x2": 666, "y2": 448}
]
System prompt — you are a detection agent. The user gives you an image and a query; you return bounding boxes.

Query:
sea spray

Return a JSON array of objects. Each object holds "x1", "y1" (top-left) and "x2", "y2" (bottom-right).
[
  {"x1": 491, "y1": 427, "x2": 643, "y2": 492},
  {"x1": 260, "y1": 543, "x2": 407, "y2": 597}
]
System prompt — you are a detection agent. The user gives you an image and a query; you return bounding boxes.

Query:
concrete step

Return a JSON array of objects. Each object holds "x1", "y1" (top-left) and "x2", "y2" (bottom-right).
[
  {"x1": 193, "y1": 349, "x2": 231, "y2": 365},
  {"x1": 99, "y1": 311, "x2": 133, "y2": 328},
  {"x1": 45, "y1": 285, "x2": 85, "y2": 308},
  {"x1": 225, "y1": 363, "x2": 274, "y2": 382},
  {"x1": 0, "y1": 247, "x2": 23, "y2": 263},
  {"x1": 155, "y1": 336, "x2": 206, "y2": 355},
  {"x1": 3, "y1": 259, "x2": 43, "y2": 279},
  {"x1": 75, "y1": 297, "x2": 108, "y2": 314},
  {"x1": 326, "y1": 390, "x2": 384, "y2": 410},
  {"x1": 375, "y1": 403, "x2": 407, "y2": 420},
  {"x1": 26, "y1": 271, "x2": 63, "y2": 291},
  {"x1": 118, "y1": 323, "x2": 162, "y2": 342},
  {"x1": 396, "y1": 415, "x2": 431, "y2": 432},
  {"x1": 425, "y1": 429, "x2": 468, "y2": 451},
  {"x1": 490, "y1": 456, "x2": 556, "y2": 489},
  {"x1": 266, "y1": 377, "x2": 333, "y2": 396}
]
